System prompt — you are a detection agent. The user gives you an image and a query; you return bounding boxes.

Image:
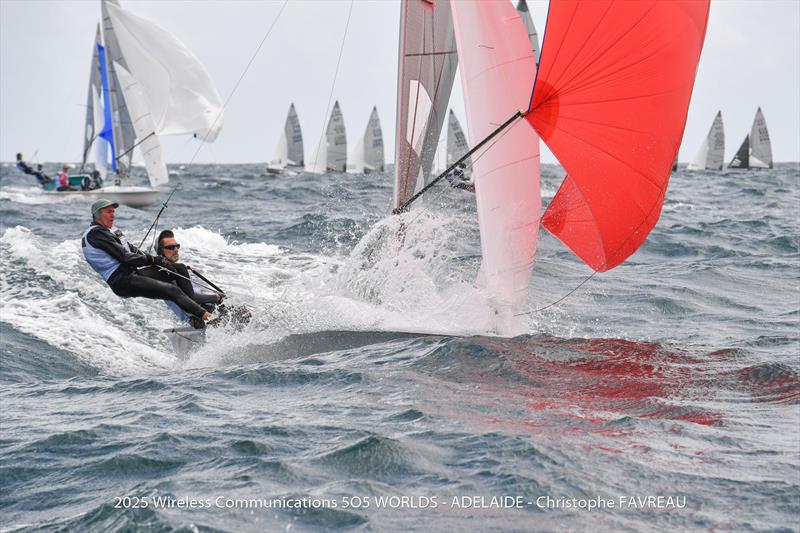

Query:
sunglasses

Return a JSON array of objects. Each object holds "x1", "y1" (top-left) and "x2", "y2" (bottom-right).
[{"x1": 162, "y1": 244, "x2": 181, "y2": 250}]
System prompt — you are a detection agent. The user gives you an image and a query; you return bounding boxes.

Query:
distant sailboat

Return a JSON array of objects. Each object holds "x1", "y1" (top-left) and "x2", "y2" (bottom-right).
[
  {"x1": 688, "y1": 111, "x2": 725, "y2": 171},
  {"x1": 516, "y1": 0, "x2": 540, "y2": 62},
  {"x1": 309, "y1": 101, "x2": 347, "y2": 173},
  {"x1": 348, "y1": 106, "x2": 385, "y2": 173},
  {"x1": 729, "y1": 108, "x2": 772, "y2": 169},
  {"x1": 67, "y1": 0, "x2": 223, "y2": 207},
  {"x1": 445, "y1": 110, "x2": 471, "y2": 177},
  {"x1": 268, "y1": 103, "x2": 304, "y2": 174}
]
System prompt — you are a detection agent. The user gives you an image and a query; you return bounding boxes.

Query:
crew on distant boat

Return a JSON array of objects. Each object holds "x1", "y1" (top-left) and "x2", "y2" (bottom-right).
[
  {"x1": 157, "y1": 229, "x2": 252, "y2": 330},
  {"x1": 15, "y1": 153, "x2": 53, "y2": 186},
  {"x1": 81, "y1": 200, "x2": 212, "y2": 326},
  {"x1": 445, "y1": 163, "x2": 474, "y2": 192},
  {"x1": 56, "y1": 165, "x2": 76, "y2": 191}
]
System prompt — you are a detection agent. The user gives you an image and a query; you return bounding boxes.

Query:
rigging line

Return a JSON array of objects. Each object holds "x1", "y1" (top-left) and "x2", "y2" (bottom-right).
[
  {"x1": 186, "y1": 0, "x2": 289, "y2": 166},
  {"x1": 137, "y1": 185, "x2": 181, "y2": 249},
  {"x1": 403, "y1": 114, "x2": 526, "y2": 227},
  {"x1": 395, "y1": 110, "x2": 524, "y2": 214},
  {"x1": 115, "y1": 131, "x2": 155, "y2": 162},
  {"x1": 515, "y1": 270, "x2": 598, "y2": 316},
  {"x1": 311, "y1": 0, "x2": 355, "y2": 172},
  {"x1": 152, "y1": 265, "x2": 222, "y2": 296}
]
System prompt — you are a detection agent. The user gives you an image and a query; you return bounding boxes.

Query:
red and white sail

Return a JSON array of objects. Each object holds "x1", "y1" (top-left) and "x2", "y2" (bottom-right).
[{"x1": 450, "y1": 0, "x2": 540, "y2": 326}]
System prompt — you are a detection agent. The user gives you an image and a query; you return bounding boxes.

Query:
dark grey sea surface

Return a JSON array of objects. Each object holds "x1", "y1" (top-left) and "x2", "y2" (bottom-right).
[{"x1": 1, "y1": 162, "x2": 798, "y2": 532}]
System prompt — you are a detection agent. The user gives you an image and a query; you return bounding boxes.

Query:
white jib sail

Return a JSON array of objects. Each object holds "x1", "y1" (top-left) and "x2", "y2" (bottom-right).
[
  {"x1": 285, "y1": 104, "x2": 304, "y2": 167},
  {"x1": 104, "y1": 1, "x2": 224, "y2": 142},
  {"x1": 327, "y1": 101, "x2": 347, "y2": 172},
  {"x1": 269, "y1": 131, "x2": 288, "y2": 171}
]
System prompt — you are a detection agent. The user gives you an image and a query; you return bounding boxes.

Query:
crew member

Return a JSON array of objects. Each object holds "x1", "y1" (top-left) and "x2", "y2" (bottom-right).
[
  {"x1": 156, "y1": 229, "x2": 222, "y2": 328},
  {"x1": 15, "y1": 153, "x2": 52, "y2": 185},
  {"x1": 81, "y1": 199, "x2": 211, "y2": 324},
  {"x1": 157, "y1": 229, "x2": 251, "y2": 330},
  {"x1": 444, "y1": 163, "x2": 474, "y2": 192},
  {"x1": 56, "y1": 164, "x2": 75, "y2": 191}
]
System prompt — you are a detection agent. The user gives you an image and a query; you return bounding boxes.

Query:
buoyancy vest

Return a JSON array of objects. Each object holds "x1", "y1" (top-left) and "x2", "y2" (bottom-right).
[{"x1": 81, "y1": 225, "x2": 132, "y2": 282}]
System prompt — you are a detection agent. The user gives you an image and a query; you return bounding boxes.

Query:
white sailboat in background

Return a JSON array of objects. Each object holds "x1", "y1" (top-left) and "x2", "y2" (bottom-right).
[
  {"x1": 729, "y1": 107, "x2": 773, "y2": 169},
  {"x1": 347, "y1": 106, "x2": 385, "y2": 174},
  {"x1": 62, "y1": 0, "x2": 223, "y2": 207},
  {"x1": 267, "y1": 103, "x2": 304, "y2": 175},
  {"x1": 688, "y1": 111, "x2": 725, "y2": 171},
  {"x1": 445, "y1": 109, "x2": 471, "y2": 177},
  {"x1": 308, "y1": 100, "x2": 347, "y2": 173}
]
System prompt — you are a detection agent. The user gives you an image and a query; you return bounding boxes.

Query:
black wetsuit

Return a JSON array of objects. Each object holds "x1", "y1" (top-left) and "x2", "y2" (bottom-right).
[{"x1": 83, "y1": 224, "x2": 208, "y2": 319}]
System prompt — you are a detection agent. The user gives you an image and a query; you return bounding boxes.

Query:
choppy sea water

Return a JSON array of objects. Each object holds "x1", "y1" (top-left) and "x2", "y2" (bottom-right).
[{"x1": 1, "y1": 162, "x2": 798, "y2": 532}]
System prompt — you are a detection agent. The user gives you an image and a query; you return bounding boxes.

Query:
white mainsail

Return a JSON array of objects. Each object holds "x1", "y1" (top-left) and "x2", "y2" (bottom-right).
[
  {"x1": 446, "y1": 110, "x2": 471, "y2": 176},
  {"x1": 349, "y1": 106, "x2": 385, "y2": 173},
  {"x1": 394, "y1": 0, "x2": 459, "y2": 208},
  {"x1": 516, "y1": 0, "x2": 540, "y2": 62},
  {"x1": 749, "y1": 107, "x2": 772, "y2": 169},
  {"x1": 309, "y1": 101, "x2": 347, "y2": 173},
  {"x1": 101, "y1": 1, "x2": 136, "y2": 179},
  {"x1": 269, "y1": 103, "x2": 304, "y2": 172},
  {"x1": 729, "y1": 108, "x2": 773, "y2": 170},
  {"x1": 688, "y1": 111, "x2": 724, "y2": 171}
]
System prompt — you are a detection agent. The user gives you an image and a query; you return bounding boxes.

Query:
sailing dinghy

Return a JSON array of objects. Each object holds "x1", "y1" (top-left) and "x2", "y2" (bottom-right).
[
  {"x1": 394, "y1": 0, "x2": 710, "y2": 335},
  {"x1": 729, "y1": 108, "x2": 773, "y2": 169},
  {"x1": 50, "y1": 0, "x2": 224, "y2": 207},
  {"x1": 267, "y1": 103, "x2": 304, "y2": 175},
  {"x1": 688, "y1": 111, "x2": 725, "y2": 171},
  {"x1": 308, "y1": 101, "x2": 347, "y2": 173},
  {"x1": 347, "y1": 106, "x2": 385, "y2": 173}
]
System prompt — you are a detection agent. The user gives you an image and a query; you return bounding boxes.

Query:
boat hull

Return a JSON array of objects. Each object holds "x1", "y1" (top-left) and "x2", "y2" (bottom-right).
[{"x1": 43, "y1": 186, "x2": 160, "y2": 208}]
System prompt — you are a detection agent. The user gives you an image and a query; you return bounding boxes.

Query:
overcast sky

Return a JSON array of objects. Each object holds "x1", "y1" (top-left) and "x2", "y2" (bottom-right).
[{"x1": 1, "y1": 0, "x2": 798, "y2": 165}]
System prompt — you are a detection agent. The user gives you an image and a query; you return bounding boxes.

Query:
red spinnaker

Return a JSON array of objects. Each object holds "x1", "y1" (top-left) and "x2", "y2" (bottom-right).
[{"x1": 529, "y1": 0, "x2": 710, "y2": 271}]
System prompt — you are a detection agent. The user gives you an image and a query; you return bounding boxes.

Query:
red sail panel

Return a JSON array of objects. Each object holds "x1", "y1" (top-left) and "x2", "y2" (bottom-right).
[{"x1": 529, "y1": 0, "x2": 710, "y2": 271}]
